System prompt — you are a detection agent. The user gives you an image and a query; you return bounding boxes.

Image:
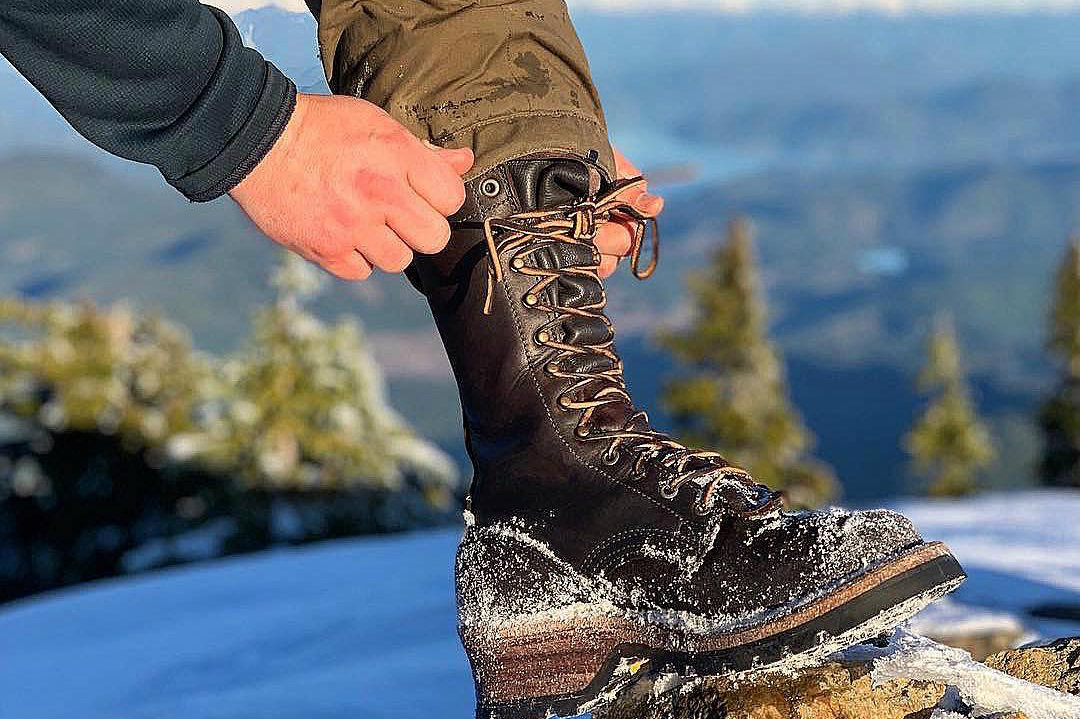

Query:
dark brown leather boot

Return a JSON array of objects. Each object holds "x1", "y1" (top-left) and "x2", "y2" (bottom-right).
[{"x1": 407, "y1": 155, "x2": 965, "y2": 719}]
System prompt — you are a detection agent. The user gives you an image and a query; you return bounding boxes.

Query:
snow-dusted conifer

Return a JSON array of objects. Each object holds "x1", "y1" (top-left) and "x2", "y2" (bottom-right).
[{"x1": 189, "y1": 253, "x2": 458, "y2": 503}]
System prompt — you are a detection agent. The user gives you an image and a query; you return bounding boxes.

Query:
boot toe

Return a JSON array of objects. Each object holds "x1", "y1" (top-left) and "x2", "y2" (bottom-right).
[
  {"x1": 687, "y1": 507, "x2": 926, "y2": 619},
  {"x1": 793, "y1": 507, "x2": 924, "y2": 585}
]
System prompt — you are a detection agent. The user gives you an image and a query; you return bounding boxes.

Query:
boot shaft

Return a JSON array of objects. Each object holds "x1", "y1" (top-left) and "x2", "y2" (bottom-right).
[{"x1": 408, "y1": 157, "x2": 691, "y2": 558}]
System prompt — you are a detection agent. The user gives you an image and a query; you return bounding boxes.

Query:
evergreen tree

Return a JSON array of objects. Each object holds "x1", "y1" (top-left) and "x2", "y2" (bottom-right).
[
  {"x1": 1039, "y1": 236, "x2": 1080, "y2": 487},
  {"x1": 658, "y1": 219, "x2": 837, "y2": 508},
  {"x1": 905, "y1": 316, "x2": 994, "y2": 496},
  {"x1": 0, "y1": 253, "x2": 460, "y2": 599},
  {"x1": 177, "y1": 253, "x2": 458, "y2": 505},
  {"x1": 0, "y1": 297, "x2": 211, "y2": 445}
]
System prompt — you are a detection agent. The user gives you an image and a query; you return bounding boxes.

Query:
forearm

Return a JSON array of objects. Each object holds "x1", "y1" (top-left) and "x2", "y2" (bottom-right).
[{"x1": 0, "y1": 1, "x2": 295, "y2": 201}]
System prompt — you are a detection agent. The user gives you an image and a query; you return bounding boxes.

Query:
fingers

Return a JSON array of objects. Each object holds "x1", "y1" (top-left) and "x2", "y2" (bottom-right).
[
  {"x1": 613, "y1": 147, "x2": 641, "y2": 179},
  {"x1": 322, "y1": 250, "x2": 373, "y2": 281},
  {"x1": 359, "y1": 225, "x2": 415, "y2": 273},
  {"x1": 408, "y1": 144, "x2": 471, "y2": 217},
  {"x1": 634, "y1": 192, "x2": 664, "y2": 218},
  {"x1": 385, "y1": 192, "x2": 452, "y2": 254},
  {"x1": 611, "y1": 145, "x2": 664, "y2": 218},
  {"x1": 598, "y1": 254, "x2": 619, "y2": 278},
  {"x1": 432, "y1": 144, "x2": 474, "y2": 176},
  {"x1": 595, "y1": 221, "x2": 633, "y2": 258}
]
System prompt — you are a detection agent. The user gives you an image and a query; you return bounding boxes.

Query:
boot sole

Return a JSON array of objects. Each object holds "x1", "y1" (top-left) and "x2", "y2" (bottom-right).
[{"x1": 466, "y1": 541, "x2": 965, "y2": 719}]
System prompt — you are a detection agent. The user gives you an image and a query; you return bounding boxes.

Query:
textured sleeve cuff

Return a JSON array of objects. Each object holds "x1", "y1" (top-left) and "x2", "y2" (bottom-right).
[{"x1": 169, "y1": 63, "x2": 297, "y2": 202}]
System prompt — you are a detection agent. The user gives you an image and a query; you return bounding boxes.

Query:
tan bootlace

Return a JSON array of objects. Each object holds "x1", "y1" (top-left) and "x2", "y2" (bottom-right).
[{"x1": 481, "y1": 177, "x2": 770, "y2": 515}]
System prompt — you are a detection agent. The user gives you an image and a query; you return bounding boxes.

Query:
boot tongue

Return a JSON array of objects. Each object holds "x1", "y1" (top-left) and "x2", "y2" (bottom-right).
[{"x1": 510, "y1": 158, "x2": 601, "y2": 212}]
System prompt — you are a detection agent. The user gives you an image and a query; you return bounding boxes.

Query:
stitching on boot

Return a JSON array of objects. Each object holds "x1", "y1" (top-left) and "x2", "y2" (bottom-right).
[{"x1": 582, "y1": 527, "x2": 684, "y2": 575}]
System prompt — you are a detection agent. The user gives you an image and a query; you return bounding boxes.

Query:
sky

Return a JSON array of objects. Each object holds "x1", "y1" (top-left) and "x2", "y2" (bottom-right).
[{"x1": 209, "y1": 0, "x2": 1080, "y2": 12}]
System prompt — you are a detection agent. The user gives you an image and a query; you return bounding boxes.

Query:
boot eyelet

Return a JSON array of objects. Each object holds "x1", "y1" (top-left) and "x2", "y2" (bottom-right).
[
  {"x1": 523, "y1": 294, "x2": 538, "y2": 306},
  {"x1": 536, "y1": 330, "x2": 550, "y2": 344},
  {"x1": 479, "y1": 178, "x2": 502, "y2": 197},
  {"x1": 575, "y1": 425, "x2": 590, "y2": 438},
  {"x1": 558, "y1": 395, "x2": 572, "y2": 409},
  {"x1": 660, "y1": 483, "x2": 679, "y2": 500},
  {"x1": 511, "y1": 257, "x2": 525, "y2": 270},
  {"x1": 601, "y1": 448, "x2": 620, "y2": 465},
  {"x1": 546, "y1": 362, "x2": 560, "y2": 375}
]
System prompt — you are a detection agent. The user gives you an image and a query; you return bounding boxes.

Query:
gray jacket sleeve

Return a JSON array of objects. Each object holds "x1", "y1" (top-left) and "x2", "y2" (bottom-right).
[{"x1": 0, "y1": 1, "x2": 297, "y2": 201}]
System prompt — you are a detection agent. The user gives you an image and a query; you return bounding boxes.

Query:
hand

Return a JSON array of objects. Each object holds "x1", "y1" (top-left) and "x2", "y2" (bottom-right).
[
  {"x1": 595, "y1": 147, "x2": 664, "y2": 278},
  {"x1": 229, "y1": 93, "x2": 474, "y2": 280}
]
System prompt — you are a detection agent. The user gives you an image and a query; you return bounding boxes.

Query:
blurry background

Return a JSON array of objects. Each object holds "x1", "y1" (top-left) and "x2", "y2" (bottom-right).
[{"x1": 1, "y1": 1, "x2": 1079, "y2": 716}]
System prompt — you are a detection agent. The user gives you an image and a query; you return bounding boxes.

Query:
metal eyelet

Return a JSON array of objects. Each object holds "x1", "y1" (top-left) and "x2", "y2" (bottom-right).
[
  {"x1": 660, "y1": 482, "x2": 679, "y2": 500},
  {"x1": 479, "y1": 178, "x2": 502, "y2": 197},
  {"x1": 601, "y1": 448, "x2": 620, "y2": 466},
  {"x1": 511, "y1": 257, "x2": 525, "y2": 270},
  {"x1": 546, "y1": 362, "x2": 560, "y2": 375},
  {"x1": 558, "y1": 395, "x2": 573, "y2": 409},
  {"x1": 575, "y1": 425, "x2": 589, "y2": 438},
  {"x1": 523, "y1": 294, "x2": 537, "y2": 306}
]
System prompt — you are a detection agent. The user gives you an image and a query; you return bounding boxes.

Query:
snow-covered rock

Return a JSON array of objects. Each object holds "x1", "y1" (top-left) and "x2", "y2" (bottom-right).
[
  {"x1": 1, "y1": 491, "x2": 1079, "y2": 718},
  {"x1": 602, "y1": 629, "x2": 1080, "y2": 719}
]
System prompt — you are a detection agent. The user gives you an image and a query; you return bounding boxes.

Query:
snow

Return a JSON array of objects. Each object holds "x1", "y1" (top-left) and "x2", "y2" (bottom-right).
[
  {"x1": 1, "y1": 491, "x2": 1079, "y2": 719},
  {"x1": 861, "y1": 629, "x2": 1080, "y2": 719},
  {"x1": 895, "y1": 490, "x2": 1080, "y2": 639},
  {"x1": 909, "y1": 597, "x2": 1029, "y2": 643},
  {"x1": 0, "y1": 530, "x2": 475, "y2": 719}
]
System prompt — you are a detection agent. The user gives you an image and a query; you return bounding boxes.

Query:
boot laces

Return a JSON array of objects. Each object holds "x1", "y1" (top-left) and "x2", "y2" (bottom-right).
[{"x1": 481, "y1": 177, "x2": 774, "y2": 515}]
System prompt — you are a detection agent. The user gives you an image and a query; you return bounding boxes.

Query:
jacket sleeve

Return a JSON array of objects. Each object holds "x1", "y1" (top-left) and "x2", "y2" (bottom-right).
[{"x1": 0, "y1": 1, "x2": 297, "y2": 202}]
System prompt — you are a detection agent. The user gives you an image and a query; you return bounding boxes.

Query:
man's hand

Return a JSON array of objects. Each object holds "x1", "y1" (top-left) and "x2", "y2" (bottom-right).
[
  {"x1": 230, "y1": 93, "x2": 474, "y2": 280},
  {"x1": 595, "y1": 148, "x2": 664, "y2": 278}
]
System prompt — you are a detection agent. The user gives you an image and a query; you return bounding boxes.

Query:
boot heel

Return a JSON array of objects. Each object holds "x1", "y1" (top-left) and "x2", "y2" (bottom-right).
[
  {"x1": 463, "y1": 619, "x2": 633, "y2": 719},
  {"x1": 456, "y1": 524, "x2": 650, "y2": 719}
]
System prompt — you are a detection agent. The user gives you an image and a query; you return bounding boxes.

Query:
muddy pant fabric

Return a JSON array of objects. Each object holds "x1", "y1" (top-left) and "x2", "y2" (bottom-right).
[{"x1": 309, "y1": 0, "x2": 616, "y2": 181}]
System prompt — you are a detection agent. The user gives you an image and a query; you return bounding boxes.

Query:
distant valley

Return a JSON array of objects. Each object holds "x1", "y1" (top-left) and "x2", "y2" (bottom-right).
[{"x1": 2, "y1": 8, "x2": 1079, "y2": 498}]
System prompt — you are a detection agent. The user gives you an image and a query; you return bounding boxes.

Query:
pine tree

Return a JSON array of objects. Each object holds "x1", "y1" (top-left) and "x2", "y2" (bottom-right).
[
  {"x1": 1039, "y1": 236, "x2": 1080, "y2": 487},
  {"x1": 658, "y1": 219, "x2": 837, "y2": 508},
  {"x1": 179, "y1": 252, "x2": 458, "y2": 505},
  {"x1": 905, "y1": 316, "x2": 994, "y2": 496},
  {"x1": 0, "y1": 297, "x2": 211, "y2": 445},
  {"x1": 0, "y1": 254, "x2": 462, "y2": 599}
]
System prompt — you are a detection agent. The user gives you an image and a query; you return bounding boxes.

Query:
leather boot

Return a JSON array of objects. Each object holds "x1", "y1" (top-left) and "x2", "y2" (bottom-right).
[{"x1": 407, "y1": 155, "x2": 965, "y2": 719}]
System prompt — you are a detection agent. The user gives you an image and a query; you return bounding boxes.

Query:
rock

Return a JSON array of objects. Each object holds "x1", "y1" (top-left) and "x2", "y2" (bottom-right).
[
  {"x1": 984, "y1": 637, "x2": 1080, "y2": 696},
  {"x1": 599, "y1": 630, "x2": 1080, "y2": 719},
  {"x1": 599, "y1": 659, "x2": 947, "y2": 719}
]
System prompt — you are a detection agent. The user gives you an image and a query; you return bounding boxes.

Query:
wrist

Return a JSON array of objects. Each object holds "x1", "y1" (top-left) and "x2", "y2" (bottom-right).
[{"x1": 173, "y1": 65, "x2": 297, "y2": 203}]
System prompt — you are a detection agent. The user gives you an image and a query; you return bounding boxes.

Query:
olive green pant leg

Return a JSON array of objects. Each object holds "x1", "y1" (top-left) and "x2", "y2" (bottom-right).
[{"x1": 312, "y1": 0, "x2": 616, "y2": 182}]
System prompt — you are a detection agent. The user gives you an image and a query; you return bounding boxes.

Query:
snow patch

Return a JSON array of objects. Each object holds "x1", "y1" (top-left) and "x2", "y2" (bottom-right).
[{"x1": 868, "y1": 629, "x2": 1080, "y2": 719}]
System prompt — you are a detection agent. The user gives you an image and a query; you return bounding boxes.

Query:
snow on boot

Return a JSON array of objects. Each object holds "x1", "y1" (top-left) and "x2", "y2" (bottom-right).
[{"x1": 406, "y1": 155, "x2": 966, "y2": 719}]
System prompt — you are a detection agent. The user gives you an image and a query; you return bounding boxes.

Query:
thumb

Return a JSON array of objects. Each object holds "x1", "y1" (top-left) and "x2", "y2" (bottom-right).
[{"x1": 426, "y1": 142, "x2": 474, "y2": 176}]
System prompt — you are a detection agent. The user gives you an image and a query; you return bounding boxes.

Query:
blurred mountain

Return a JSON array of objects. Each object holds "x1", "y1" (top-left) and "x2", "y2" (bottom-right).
[{"x1": 3, "y1": 8, "x2": 1080, "y2": 498}]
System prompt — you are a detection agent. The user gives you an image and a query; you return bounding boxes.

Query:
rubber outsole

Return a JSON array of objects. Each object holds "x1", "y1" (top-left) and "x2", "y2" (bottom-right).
[{"x1": 474, "y1": 548, "x2": 966, "y2": 719}]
